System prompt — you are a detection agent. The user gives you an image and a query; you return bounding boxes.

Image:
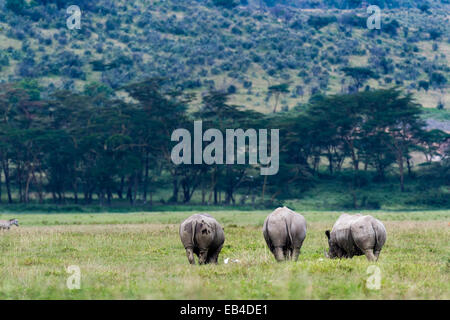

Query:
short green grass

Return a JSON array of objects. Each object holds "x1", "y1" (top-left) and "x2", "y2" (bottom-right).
[{"x1": 0, "y1": 210, "x2": 448, "y2": 299}]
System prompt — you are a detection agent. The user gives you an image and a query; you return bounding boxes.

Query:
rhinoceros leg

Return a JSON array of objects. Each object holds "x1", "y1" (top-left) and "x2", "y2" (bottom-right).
[
  {"x1": 291, "y1": 247, "x2": 300, "y2": 261},
  {"x1": 186, "y1": 248, "x2": 195, "y2": 265},
  {"x1": 273, "y1": 247, "x2": 285, "y2": 262},
  {"x1": 284, "y1": 248, "x2": 290, "y2": 260},
  {"x1": 198, "y1": 249, "x2": 209, "y2": 265},
  {"x1": 374, "y1": 250, "x2": 381, "y2": 261},
  {"x1": 363, "y1": 249, "x2": 376, "y2": 262},
  {"x1": 207, "y1": 245, "x2": 223, "y2": 264}
]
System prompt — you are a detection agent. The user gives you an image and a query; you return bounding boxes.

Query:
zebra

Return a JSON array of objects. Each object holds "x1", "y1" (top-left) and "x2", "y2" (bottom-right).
[{"x1": 0, "y1": 219, "x2": 19, "y2": 230}]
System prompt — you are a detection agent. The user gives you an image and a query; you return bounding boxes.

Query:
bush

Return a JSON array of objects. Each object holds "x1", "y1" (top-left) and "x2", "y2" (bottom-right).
[
  {"x1": 307, "y1": 15, "x2": 337, "y2": 29},
  {"x1": 340, "y1": 14, "x2": 365, "y2": 28},
  {"x1": 359, "y1": 196, "x2": 382, "y2": 210},
  {"x1": 418, "y1": 80, "x2": 430, "y2": 91},
  {"x1": 6, "y1": 0, "x2": 26, "y2": 14},
  {"x1": 213, "y1": 0, "x2": 239, "y2": 9},
  {"x1": 336, "y1": 170, "x2": 373, "y2": 188},
  {"x1": 430, "y1": 72, "x2": 447, "y2": 88},
  {"x1": 406, "y1": 191, "x2": 450, "y2": 207},
  {"x1": 227, "y1": 84, "x2": 237, "y2": 94},
  {"x1": 0, "y1": 52, "x2": 10, "y2": 67}
]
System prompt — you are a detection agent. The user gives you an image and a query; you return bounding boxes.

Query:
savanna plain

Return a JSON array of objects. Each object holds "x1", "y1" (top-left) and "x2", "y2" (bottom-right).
[{"x1": 0, "y1": 210, "x2": 448, "y2": 299}]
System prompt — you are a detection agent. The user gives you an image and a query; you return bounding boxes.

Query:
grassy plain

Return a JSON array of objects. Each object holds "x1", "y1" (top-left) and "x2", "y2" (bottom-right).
[{"x1": 0, "y1": 210, "x2": 448, "y2": 299}]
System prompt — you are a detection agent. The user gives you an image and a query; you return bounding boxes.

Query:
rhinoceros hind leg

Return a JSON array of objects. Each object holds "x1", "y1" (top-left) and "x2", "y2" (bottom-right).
[
  {"x1": 291, "y1": 247, "x2": 300, "y2": 261},
  {"x1": 207, "y1": 245, "x2": 223, "y2": 264},
  {"x1": 374, "y1": 250, "x2": 381, "y2": 261},
  {"x1": 284, "y1": 248, "x2": 291, "y2": 260},
  {"x1": 364, "y1": 249, "x2": 376, "y2": 261},
  {"x1": 186, "y1": 248, "x2": 195, "y2": 265},
  {"x1": 198, "y1": 249, "x2": 209, "y2": 265},
  {"x1": 273, "y1": 247, "x2": 285, "y2": 262}
]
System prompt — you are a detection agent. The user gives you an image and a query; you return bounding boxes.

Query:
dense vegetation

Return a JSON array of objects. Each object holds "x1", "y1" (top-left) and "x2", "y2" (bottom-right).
[
  {"x1": 0, "y1": 79, "x2": 448, "y2": 209},
  {"x1": 0, "y1": 0, "x2": 448, "y2": 110},
  {"x1": 0, "y1": 0, "x2": 448, "y2": 209}
]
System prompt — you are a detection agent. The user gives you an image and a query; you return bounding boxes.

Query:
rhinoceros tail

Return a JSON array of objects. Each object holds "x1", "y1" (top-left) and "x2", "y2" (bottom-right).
[
  {"x1": 191, "y1": 220, "x2": 197, "y2": 246},
  {"x1": 285, "y1": 220, "x2": 293, "y2": 248}
]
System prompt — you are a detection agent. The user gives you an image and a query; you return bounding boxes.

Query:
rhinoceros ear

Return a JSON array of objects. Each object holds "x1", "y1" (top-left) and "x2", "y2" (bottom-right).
[{"x1": 325, "y1": 230, "x2": 331, "y2": 239}]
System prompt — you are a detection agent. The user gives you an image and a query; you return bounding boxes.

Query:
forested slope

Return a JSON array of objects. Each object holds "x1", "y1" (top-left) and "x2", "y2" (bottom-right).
[{"x1": 0, "y1": 0, "x2": 448, "y2": 111}]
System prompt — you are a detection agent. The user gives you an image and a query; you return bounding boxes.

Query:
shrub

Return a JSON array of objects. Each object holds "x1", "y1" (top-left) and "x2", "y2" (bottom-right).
[
  {"x1": 307, "y1": 15, "x2": 337, "y2": 30},
  {"x1": 213, "y1": 0, "x2": 239, "y2": 9},
  {"x1": 430, "y1": 72, "x2": 447, "y2": 88},
  {"x1": 227, "y1": 84, "x2": 237, "y2": 94},
  {"x1": 406, "y1": 192, "x2": 450, "y2": 207},
  {"x1": 418, "y1": 80, "x2": 429, "y2": 91},
  {"x1": 6, "y1": 0, "x2": 26, "y2": 14}
]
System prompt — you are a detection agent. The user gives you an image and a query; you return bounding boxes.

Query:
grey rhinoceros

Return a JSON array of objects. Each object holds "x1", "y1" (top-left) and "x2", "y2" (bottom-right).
[
  {"x1": 263, "y1": 207, "x2": 307, "y2": 262},
  {"x1": 179, "y1": 213, "x2": 225, "y2": 265},
  {"x1": 325, "y1": 214, "x2": 387, "y2": 261}
]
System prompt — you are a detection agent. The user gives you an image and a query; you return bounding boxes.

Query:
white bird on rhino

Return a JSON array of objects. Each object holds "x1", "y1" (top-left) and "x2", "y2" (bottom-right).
[
  {"x1": 325, "y1": 214, "x2": 387, "y2": 261},
  {"x1": 263, "y1": 207, "x2": 307, "y2": 262}
]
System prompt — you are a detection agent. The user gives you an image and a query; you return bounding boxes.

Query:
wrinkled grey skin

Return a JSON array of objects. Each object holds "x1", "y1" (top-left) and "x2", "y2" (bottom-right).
[
  {"x1": 179, "y1": 214, "x2": 225, "y2": 265},
  {"x1": 263, "y1": 207, "x2": 307, "y2": 262},
  {"x1": 325, "y1": 214, "x2": 386, "y2": 261}
]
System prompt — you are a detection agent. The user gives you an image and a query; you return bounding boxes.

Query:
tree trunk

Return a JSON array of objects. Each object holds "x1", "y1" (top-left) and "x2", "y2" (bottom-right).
[
  {"x1": 208, "y1": 168, "x2": 216, "y2": 205},
  {"x1": 261, "y1": 174, "x2": 268, "y2": 203},
  {"x1": 98, "y1": 191, "x2": 104, "y2": 206},
  {"x1": 73, "y1": 180, "x2": 78, "y2": 204},
  {"x1": 171, "y1": 176, "x2": 179, "y2": 203},
  {"x1": 127, "y1": 177, "x2": 133, "y2": 205},
  {"x1": 406, "y1": 157, "x2": 412, "y2": 176},
  {"x1": 327, "y1": 153, "x2": 333, "y2": 174},
  {"x1": 214, "y1": 185, "x2": 218, "y2": 205},
  {"x1": 17, "y1": 163, "x2": 24, "y2": 202},
  {"x1": 2, "y1": 160, "x2": 12, "y2": 204},
  {"x1": 83, "y1": 189, "x2": 89, "y2": 204},
  {"x1": 399, "y1": 155, "x2": 405, "y2": 192},
  {"x1": 132, "y1": 173, "x2": 138, "y2": 205},
  {"x1": 117, "y1": 176, "x2": 124, "y2": 199},
  {"x1": 181, "y1": 179, "x2": 190, "y2": 203},
  {"x1": 107, "y1": 188, "x2": 112, "y2": 205},
  {"x1": 0, "y1": 167, "x2": 2, "y2": 203},
  {"x1": 25, "y1": 171, "x2": 33, "y2": 203},
  {"x1": 143, "y1": 151, "x2": 149, "y2": 203},
  {"x1": 32, "y1": 170, "x2": 44, "y2": 204},
  {"x1": 201, "y1": 181, "x2": 206, "y2": 205},
  {"x1": 273, "y1": 94, "x2": 279, "y2": 113}
]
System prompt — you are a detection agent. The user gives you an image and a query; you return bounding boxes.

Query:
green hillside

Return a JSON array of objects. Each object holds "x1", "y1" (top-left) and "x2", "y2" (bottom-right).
[{"x1": 0, "y1": 0, "x2": 448, "y2": 112}]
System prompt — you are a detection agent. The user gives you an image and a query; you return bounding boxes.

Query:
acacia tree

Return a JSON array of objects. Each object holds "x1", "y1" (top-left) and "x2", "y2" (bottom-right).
[
  {"x1": 0, "y1": 83, "x2": 47, "y2": 203},
  {"x1": 417, "y1": 129, "x2": 450, "y2": 163},
  {"x1": 124, "y1": 79, "x2": 190, "y2": 204},
  {"x1": 342, "y1": 67, "x2": 377, "y2": 92},
  {"x1": 361, "y1": 89, "x2": 426, "y2": 192},
  {"x1": 307, "y1": 93, "x2": 365, "y2": 172},
  {"x1": 260, "y1": 112, "x2": 314, "y2": 204},
  {"x1": 268, "y1": 83, "x2": 290, "y2": 113},
  {"x1": 194, "y1": 90, "x2": 264, "y2": 205}
]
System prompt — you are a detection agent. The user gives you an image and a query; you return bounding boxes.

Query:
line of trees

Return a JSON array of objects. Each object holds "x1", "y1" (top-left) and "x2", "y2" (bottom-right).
[{"x1": 0, "y1": 79, "x2": 448, "y2": 206}]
